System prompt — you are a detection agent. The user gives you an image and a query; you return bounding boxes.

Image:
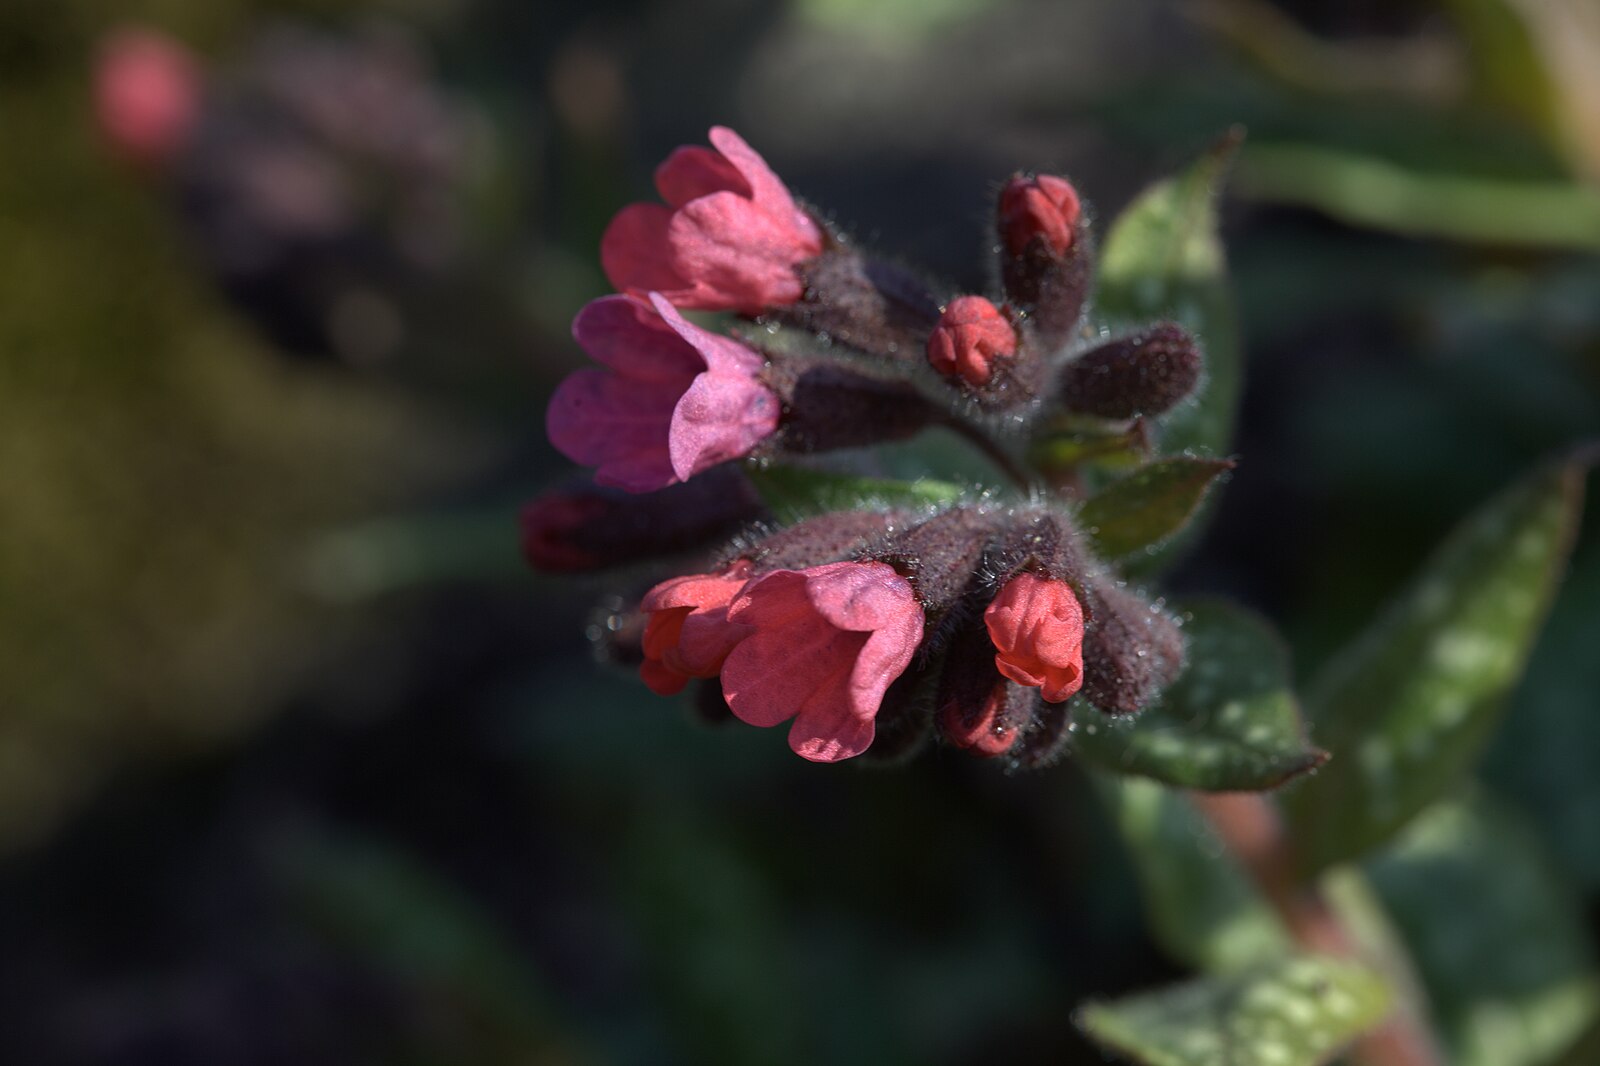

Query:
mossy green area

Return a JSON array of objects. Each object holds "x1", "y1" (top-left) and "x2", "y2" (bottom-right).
[{"x1": 0, "y1": 0, "x2": 483, "y2": 845}]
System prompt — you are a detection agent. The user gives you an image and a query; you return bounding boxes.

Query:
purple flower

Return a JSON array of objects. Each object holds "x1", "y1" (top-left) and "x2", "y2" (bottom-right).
[{"x1": 547, "y1": 292, "x2": 780, "y2": 492}]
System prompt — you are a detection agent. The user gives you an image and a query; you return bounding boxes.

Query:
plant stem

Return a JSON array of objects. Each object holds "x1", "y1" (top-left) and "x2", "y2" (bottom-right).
[
  {"x1": 1188, "y1": 792, "x2": 1445, "y2": 1066},
  {"x1": 941, "y1": 417, "x2": 1038, "y2": 493}
]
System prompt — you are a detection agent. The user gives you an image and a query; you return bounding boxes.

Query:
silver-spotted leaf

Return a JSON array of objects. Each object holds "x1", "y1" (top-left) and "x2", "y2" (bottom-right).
[
  {"x1": 1284, "y1": 459, "x2": 1585, "y2": 875},
  {"x1": 1076, "y1": 954, "x2": 1392, "y2": 1066},
  {"x1": 1366, "y1": 791, "x2": 1600, "y2": 1066},
  {"x1": 1075, "y1": 602, "x2": 1325, "y2": 791}
]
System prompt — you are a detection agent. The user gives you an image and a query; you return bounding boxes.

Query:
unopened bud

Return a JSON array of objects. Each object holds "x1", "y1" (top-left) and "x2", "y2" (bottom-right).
[
  {"x1": 1011, "y1": 697, "x2": 1072, "y2": 770},
  {"x1": 926, "y1": 296, "x2": 1018, "y2": 388},
  {"x1": 520, "y1": 468, "x2": 766, "y2": 574},
  {"x1": 998, "y1": 174, "x2": 1081, "y2": 258},
  {"x1": 1058, "y1": 322, "x2": 1202, "y2": 419},
  {"x1": 763, "y1": 357, "x2": 941, "y2": 454},
  {"x1": 780, "y1": 250, "x2": 942, "y2": 359},
  {"x1": 996, "y1": 174, "x2": 1092, "y2": 352},
  {"x1": 1080, "y1": 578, "x2": 1186, "y2": 715},
  {"x1": 742, "y1": 509, "x2": 915, "y2": 573},
  {"x1": 868, "y1": 506, "x2": 998, "y2": 622},
  {"x1": 936, "y1": 622, "x2": 1034, "y2": 757}
]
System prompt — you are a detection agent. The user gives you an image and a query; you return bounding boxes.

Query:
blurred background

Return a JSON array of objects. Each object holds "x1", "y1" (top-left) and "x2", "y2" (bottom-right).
[{"x1": 3, "y1": 0, "x2": 1598, "y2": 1062}]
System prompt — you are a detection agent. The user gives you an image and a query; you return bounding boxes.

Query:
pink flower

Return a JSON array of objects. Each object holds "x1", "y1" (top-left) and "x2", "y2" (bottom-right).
[
  {"x1": 926, "y1": 296, "x2": 1018, "y2": 387},
  {"x1": 547, "y1": 292, "x2": 780, "y2": 493},
  {"x1": 601, "y1": 127, "x2": 824, "y2": 314},
  {"x1": 638, "y1": 564, "x2": 755, "y2": 696},
  {"x1": 720, "y1": 561, "x2": 925, "y2": 762},
  {"x1": 984, "y1": 573, "x2": 1086, "y2": 702},
  {"x1": 998, "y1": 174, "x2": 1081, "y2": 257},
  {"x1": 93, "y1": 27, "x2": 200, "y2": 168}
]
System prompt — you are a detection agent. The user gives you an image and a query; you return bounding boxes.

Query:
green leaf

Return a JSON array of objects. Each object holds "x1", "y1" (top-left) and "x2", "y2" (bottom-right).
[
  {"x1": 1028, "y1": 417, "x2": 1153, "y2": 474},
  {"x1": 1095, "y1": 774, "x2": 1288, "y2": 973},
  {"x1": 1076, "y1": 954, "x2": 1392, "y2": 1066},
  {"x1": 1079, "y1": 458, "x2": 1236, "y2": 561},
  {"x1": 1239, "y1": 145, "x2": 1600, "y2": 250},
  {"x1": 1366, "y1": 791, "x2": 1600, "y2": 1066},
  {"x1": 1443, "y1": 0, "x2": 1568, "y2": 155},
  {"x1": 1097, "y1": 133, "x2": 1242, "y2": 460},
  {"x1": 744, "y1": 463, "x2": 966, "y2": 524},
  {"x1": 1284, "y1": 459, "x2": 1586, "y2": 875},
  {"x1": 1074, "y1": 602, "x2": 1326, "y2": 791}
]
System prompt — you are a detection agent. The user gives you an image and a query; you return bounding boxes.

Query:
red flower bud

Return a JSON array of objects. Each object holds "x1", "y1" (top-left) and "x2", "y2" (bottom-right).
[
  {"x1": 926, "y1": 296, "x2": 1018, "y2": 388},
  {"x1": 998, "y1": 174, "x2": 1081, "y2": 258},
  {"x1": 984, "y1": 573, "x2": 1086, "y2": 703}
]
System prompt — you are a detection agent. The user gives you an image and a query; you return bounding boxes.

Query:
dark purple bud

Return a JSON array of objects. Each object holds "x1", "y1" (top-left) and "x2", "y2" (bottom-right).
[
  {"x1": 762, "y1": 358, "x2": 941, "y2": 454},
  {"x1": 779, "y1": 249, "x2": 942, "y2": 359},
  {"x1": 1058, "y1": 322, "x2": 1203, "y2": 419},
  {"x1": 866, "y1": 506, "x2": 998, "y2": 622},
  {"x1": 740, "y1": 509, "x2": 915, "y2": 573},
  {"x1": 1079, "y1": 578, "x2": 1186, "y2": 715},
  {"x1": 858, "y1": 668, "x2": 934, "y2": 764},
  {"x1": 1009, "y1": 694, "x2": 1071, "y2": 770},
  {"x1": 520, "y1": 468, "x2": 767, "y2": 574},
  {"x1": 936, "y1": 621, "x2": 1034, "y2": 757}
]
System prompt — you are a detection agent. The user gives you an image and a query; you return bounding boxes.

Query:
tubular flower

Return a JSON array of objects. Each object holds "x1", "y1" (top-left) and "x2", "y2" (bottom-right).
[
  {"x1": 998, "y1": 173, "x2": 1081, "y2": 257},
  {"x1": 984, "y1": 572, "x2": 1086, "y2": 703},
  {"x1": 547, "y1": 292, "x2": 780, "y2": 493},
  {"x1": 926, "y1": 295, "x2": 1018, "y2": 387},
  {"x1": 720, "y1": 561, "x2": 925, "y2": 762},
  {"x1": 638, "y1": 564, "x2": 756, "y2": 696},
  {"x1": 601, "y1": 126, "x2": 824, "y2": 313}
]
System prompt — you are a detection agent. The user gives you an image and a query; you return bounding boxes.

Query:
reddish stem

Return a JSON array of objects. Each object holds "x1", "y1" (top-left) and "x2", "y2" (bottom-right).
[{"x1": 1188, "y1": 792, "x2": 1444, "y2": 1066}]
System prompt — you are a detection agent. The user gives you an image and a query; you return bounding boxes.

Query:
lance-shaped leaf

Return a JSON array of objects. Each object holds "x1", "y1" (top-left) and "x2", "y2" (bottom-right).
[
  {"x1": 1098, "y1": 132, "x2": 1241, "y2": 459},
  {"x1": 1366, "y1": 791, "x2": 1600, "y2": 1066},
  {"x1": 1285, "y1": 458, "x2": 1586, "y2": 875},
  {"x1": 1079, "y1": 458, "x2": 1236, "y2": 562},
  {"x1": 744, "y1": 464, "x2": 965, "y2": 524},
  {"x1": 1075, "y1": 602, "x2": 1326, "y2": 790},
  {"x1": 1095, "y1": 773, "x2": 1288, "y2": 974},
  {"x1": 1076, "y1": 954, "x2": 1392, "y2": 1066}
]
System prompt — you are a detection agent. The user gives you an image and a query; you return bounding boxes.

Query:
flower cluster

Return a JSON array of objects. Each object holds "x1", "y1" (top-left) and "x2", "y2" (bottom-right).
[{"x1": 530, "y1": 127, "x2": 1204, "y2": 764}]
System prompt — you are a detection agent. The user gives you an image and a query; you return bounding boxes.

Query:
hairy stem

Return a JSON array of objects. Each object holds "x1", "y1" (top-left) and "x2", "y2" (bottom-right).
[
  {"x1": 942, "y1": 417, "x2": 1038, "y2": 493},
  {"x1": 1188, "y1": 792, "x2": 1444, "y2": 1066}
]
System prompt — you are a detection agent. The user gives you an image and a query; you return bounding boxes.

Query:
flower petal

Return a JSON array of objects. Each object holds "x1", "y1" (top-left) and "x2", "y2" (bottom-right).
[
  {"x1": 546, "y1": 368, "x2": 681, "y2": 492},
  {"x1": 600, "y1": 202, "x2": 697, "y2": 299},
  {"x1": 667, "y1": 191, "x2": 810, "y2": 313},
  {"x1": 707, "y1": 126, "x2": 820, "y2": 245},
  {"x1": 655, "y1": 144, "x2": 747, "y2": 207},
  {"x1": 571, "y1": 294, "x2": 703, "y2": 380}
]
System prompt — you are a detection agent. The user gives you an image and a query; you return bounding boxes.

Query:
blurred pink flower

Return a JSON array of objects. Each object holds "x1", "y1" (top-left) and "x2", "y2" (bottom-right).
[
  {"x1": 601, "y1": 127, "x2": 823, "y2": 313},
  {"x1": 926, "y1": 295, "x2": 1017, "y2": 387},
  {"x1": 720, "y1": 561, "x2": 924, "y2": 762},
  {"x1": 547, "y1": 292, "x2": 780, "y2": 492},
  {"x1": 639, "y1": 564, "x2": 755, "y2": 696},
  {"x1": 984, "y1": 573, "x2": 1085, "y2": 702},
  {"x1": 93, "y1": 27, "x2": 200, "y2": 167}
]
